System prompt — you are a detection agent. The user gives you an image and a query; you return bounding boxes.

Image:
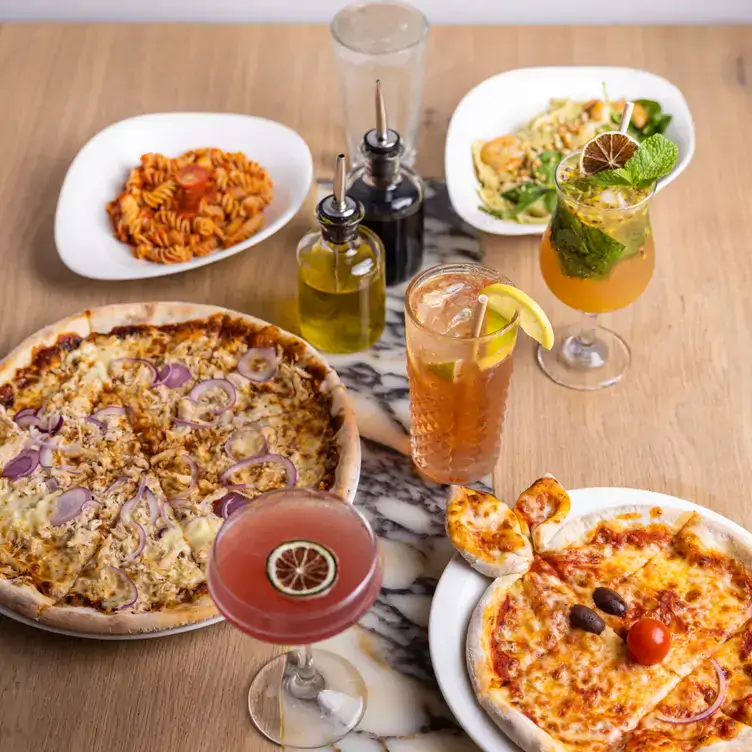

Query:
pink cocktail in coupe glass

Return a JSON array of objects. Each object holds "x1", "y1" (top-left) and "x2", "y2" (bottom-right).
[{"x1": 207, "y1": 488, "x2": 382, "y2": 749}]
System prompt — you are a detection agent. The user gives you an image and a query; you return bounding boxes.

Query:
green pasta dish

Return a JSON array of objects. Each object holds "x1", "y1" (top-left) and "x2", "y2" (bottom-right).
[{"x1": 472, "y1": 97, "x2": 672, "y2": 225}]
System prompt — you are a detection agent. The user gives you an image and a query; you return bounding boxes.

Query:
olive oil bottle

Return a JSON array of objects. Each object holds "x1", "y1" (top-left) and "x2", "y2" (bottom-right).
[{"x1": 297, "y1": 154, "x2": 386, "y2": 354}]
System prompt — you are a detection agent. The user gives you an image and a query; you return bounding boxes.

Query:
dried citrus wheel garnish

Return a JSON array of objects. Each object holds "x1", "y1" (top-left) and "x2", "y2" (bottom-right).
[
  {"x1": 579, "y1": 131, "x2": 639, "y2": 175},
  {"x1": 266, "y1": 539, "x2": 339, "y2": 598}
]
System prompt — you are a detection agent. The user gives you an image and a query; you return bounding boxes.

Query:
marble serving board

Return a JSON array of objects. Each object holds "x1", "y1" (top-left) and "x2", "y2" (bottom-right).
[{"x1": 309, "y1": 182, "x2": 488, "y2": 752}]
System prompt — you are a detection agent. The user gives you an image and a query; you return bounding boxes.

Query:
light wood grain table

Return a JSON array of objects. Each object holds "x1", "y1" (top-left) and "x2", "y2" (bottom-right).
[{"x1": 0, "y1": 22, "x2": 750, "y2": 752}]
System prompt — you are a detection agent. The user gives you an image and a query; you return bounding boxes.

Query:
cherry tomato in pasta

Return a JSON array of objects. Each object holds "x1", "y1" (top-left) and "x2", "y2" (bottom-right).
[{"x1": 176, "y1": 165, "x2": 212, "y2": 191}]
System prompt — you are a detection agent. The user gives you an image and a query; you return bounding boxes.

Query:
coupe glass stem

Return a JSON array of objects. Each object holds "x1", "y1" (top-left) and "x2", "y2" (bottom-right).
[{"x1": 287, "y1": 644, "x2": 326, "y2": 700}]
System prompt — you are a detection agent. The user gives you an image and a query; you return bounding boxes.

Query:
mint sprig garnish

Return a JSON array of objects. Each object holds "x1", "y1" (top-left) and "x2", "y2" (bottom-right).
[
  {"x1": 591, "y1": 134, "x2": 678, "y2": 191},
  {"x1": 550, "y1": 201, "x2": 625, "y2": 279}
]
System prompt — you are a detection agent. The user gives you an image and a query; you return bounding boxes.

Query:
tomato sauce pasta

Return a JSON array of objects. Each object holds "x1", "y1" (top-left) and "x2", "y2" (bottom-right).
[{"x1": 106, "y1": 148, "x2": 273, "y2": 264}]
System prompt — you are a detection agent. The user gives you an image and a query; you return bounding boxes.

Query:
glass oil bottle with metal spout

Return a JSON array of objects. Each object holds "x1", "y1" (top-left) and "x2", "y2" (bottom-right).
[
  {"x1": 347, "y1": 80, "x2": 425, "y2": 287},
  {"x1": 297, "y1": 154, "x2": 386, "y2": 354}
]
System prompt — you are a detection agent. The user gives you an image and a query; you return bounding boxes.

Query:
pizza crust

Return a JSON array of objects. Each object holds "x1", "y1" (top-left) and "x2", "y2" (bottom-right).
[
  {"x1": 541, "y1": 504, "x2": 695, "y2": 555},
  {"x1": 680, "y1": 513, "x2": 752, "y2": 572},
  {"x1": 0, "y1": 310, "x2": 91, "y2": 386},
  {"x1": 0, "y1": 577, "x2": 56, "y2": 619},
  {"x1": 466, "y1": 572, "x2": 523, "y2": 695},
  {"x1": 85, "y1": 301, "x2": 230, "y2": 333},
  {"x1": 38, "y1": 594, "x2": 218, "y2": 634},
  {"x1": 513, "y1": 474, "x2": 571, "y2": 551},
  {"x1": 467, "y1": 582, "x2": 568, "y2": 752},
  {"x1": 475, "y1": 690, "x2": 567, "y2": 752},
  {"x1": 704, "y1": 726, "x2": 752, "y2": 751}
]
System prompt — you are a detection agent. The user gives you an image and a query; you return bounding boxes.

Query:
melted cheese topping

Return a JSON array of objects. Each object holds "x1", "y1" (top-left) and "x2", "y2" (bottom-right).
[
  {"x1": 507, "y1": 628, "x2": 679, "y2": 749},
  {"x1": 545, "y1": 519, "x2": 676, "y2": 601},
  {"x1": 182, "y1": 515, "x2": 223, "y2": 564},
  {"x1": 66, "y1": 476, "x2": 205, "y2": 613},
  {"x1": 616, "y1": 518, "x2": 752, "y2": 676},
  {"x1": 485, "y1": 560, "x2": 575, "y2": 683},
  {"x1": 447, "y1": 487, "x2": 531, "y2": 566},
  {"x1": 636, "y1": 619, "x2": 752, "y2": 737}
]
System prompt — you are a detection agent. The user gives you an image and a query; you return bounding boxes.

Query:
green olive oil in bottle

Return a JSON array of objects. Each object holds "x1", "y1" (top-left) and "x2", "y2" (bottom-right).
[{"x1": 297, "y1": 154, "x2": 386, "y2": 354}]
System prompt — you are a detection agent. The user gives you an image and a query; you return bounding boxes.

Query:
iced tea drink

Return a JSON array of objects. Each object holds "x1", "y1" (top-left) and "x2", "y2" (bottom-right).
[{"x1": 405, "y1": 263, "x2": 518, "y2": 484}]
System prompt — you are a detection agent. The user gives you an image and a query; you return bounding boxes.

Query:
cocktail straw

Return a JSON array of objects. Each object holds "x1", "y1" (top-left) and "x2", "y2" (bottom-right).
[
  {"x1": 470, "y1": 294, "x2": 489, "y2": 338},
  {"x1": 618, "y1": 101, "x2": 635, "y2": 134}
]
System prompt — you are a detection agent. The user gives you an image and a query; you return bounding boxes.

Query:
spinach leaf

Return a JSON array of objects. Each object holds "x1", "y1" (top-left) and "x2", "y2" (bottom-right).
[{"x1": 629, "y1": 100, "x2": 673, "y2": 140}]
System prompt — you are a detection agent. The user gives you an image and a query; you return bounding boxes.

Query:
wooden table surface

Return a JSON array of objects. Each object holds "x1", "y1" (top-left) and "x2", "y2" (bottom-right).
[{"x1": 0, "y1": 22, "x2": 750, "y2": 752}]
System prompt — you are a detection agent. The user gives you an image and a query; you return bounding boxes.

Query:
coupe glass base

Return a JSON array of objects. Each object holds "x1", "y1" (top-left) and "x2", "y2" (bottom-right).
[
  {"x1": 248, "y1": 648, "x2": 367, "y2": 748},
  {"x1": 537, "y1": 324, "x2": 630, "y2": 391}
]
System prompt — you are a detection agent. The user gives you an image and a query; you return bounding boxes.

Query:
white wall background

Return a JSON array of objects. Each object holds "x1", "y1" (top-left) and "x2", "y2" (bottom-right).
[{"x1": 2, "y1": 0, "x2": 751, "y2": 25}]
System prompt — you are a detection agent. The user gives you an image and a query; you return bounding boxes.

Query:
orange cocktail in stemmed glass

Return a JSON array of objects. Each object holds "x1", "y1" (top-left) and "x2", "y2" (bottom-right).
[
  {"x1": 537, "y1": 151, "x2": 656, "y2": 390},
  {"x1": 207, "y1": 488, "x2": 382, "y2": 749}
]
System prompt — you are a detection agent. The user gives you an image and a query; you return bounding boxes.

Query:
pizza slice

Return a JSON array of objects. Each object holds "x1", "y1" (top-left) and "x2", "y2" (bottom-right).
[
  {"x1": 623, "y1": 624, "x2": 752, "y2": 750},
  {"x1": 614, "y1": 514, "x2": 752, "y2": 678},
  {"x1": 467, "y1": 558, "x2": 579, "y2": 687},
  {"x1": 446, "y1": 485, "x2": 533, "y2": 577},
  {"x1": 542, "y1": 505, "x2": 693, "y2": 604},
  {"x1": 480, "y1": 627, "x2": 681, "y2": 752},
  {"x1": 0, "y1": 313, "x2": 112, "y2": 420},
  {"x1": 0, "y1": 472, "x2": 145, "y2": 616},
  {"x1": 39, "y1": 473, "x2": 213, "y2": 634},
  {"x1": 200, "y1": 314, "x2": 339, "y2": 492}
]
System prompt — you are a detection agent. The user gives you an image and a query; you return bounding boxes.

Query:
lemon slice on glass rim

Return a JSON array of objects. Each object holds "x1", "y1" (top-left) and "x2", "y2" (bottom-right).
[
  {"x1": 480, "y1": 283, "x2": 555, "y2": 351},
  {"x1": 422, "y1": 285, "x2": 553, "y2": 379}
]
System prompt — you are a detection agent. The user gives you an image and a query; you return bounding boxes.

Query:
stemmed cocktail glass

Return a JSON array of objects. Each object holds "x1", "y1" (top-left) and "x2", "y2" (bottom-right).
[
  {"x1": 207, "y1": 488, "x2": 382, "y2": 748},
  {"x1": 537, "y1": 151, "x2": 656, "y2": 390}
]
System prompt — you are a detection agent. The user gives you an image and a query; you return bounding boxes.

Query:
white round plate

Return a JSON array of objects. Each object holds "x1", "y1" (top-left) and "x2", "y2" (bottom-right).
[
  {"x1": 54, "y1": 112, "x2": 313, "y2": 280},
  {"x1": 0, "y1": 604, "x2": 224, "y2": 641},
  {"x1": 428, "y1": 487, "x2": 749, "y2": 752},
  {"x1": 445, "y1": 66, "x2": 696, "y2": 236}
]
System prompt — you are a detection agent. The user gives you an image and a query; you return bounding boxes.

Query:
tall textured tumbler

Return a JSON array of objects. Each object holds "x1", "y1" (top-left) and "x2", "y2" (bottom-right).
[
  {"x1": 331, "y1": 2, "x2": 429, "y2": 167},
  {"x1": 405, "y1": 263, "x2": 519, "y2": 485}
]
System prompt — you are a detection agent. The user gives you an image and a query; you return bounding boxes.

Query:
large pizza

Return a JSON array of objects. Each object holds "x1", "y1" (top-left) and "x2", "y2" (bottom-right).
[
  {"x1": 447, "y1": 479, "x2": 752, "y2": 751},
  {"x1": 0, "y1": 303, "x2": 359, "y2": 634}
]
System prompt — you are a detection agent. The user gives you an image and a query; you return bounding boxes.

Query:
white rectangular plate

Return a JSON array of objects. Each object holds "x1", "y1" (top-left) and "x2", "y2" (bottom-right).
[{"x1": 445, "y1": 66, "x2": 695, "y2": 236}]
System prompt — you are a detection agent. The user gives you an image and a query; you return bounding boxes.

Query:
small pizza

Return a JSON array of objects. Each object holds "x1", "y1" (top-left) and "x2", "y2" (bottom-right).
[
  {"x1": 0, "y1": 303, "x2": 359, "y2": 634},
  {"x1": 452, "y1": 478, "x2": 752, "y2": 752}
]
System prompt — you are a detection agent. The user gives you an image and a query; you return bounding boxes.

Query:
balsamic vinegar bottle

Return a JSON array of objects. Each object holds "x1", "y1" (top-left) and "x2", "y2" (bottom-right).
[{"x1": 347, "y1": 80, "x2": 425, "y2": 287}]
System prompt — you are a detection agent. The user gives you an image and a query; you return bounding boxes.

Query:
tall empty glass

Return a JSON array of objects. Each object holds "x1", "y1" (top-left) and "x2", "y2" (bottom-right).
[{"x1": 331, "y1": 2, "x2": 429, "y2": 167}]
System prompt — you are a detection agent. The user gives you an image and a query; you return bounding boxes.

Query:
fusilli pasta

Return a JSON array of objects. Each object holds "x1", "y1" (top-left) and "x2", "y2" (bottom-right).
[{"x1": 106, "y1": 148, "x2": 273, "y2": 265}]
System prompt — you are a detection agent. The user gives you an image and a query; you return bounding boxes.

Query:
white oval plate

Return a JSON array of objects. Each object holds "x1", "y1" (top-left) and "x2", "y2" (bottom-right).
[
  {"x1": 55, "y1": 112, "x2": 313, "y2": 280},
  {"x1": 0, "y1": 604, "x2": 224, "y2": 641},
  {"x1": 445, "y1": 66, "x2": 696, "y2": 236},
  {"x1": 428, "y1": 487, "x2": 750, "y2": 752}
]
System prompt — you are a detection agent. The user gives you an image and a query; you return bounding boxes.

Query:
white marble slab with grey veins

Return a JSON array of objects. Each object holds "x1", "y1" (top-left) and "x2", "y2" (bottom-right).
[{"x1": 307, "y1": 182, "x2": 488, "y2": 751}]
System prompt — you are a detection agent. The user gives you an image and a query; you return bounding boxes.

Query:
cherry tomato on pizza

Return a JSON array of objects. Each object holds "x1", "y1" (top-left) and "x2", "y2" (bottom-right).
[{"x1": 627, "y1": 618, "x2": 672, "y2": 665}]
